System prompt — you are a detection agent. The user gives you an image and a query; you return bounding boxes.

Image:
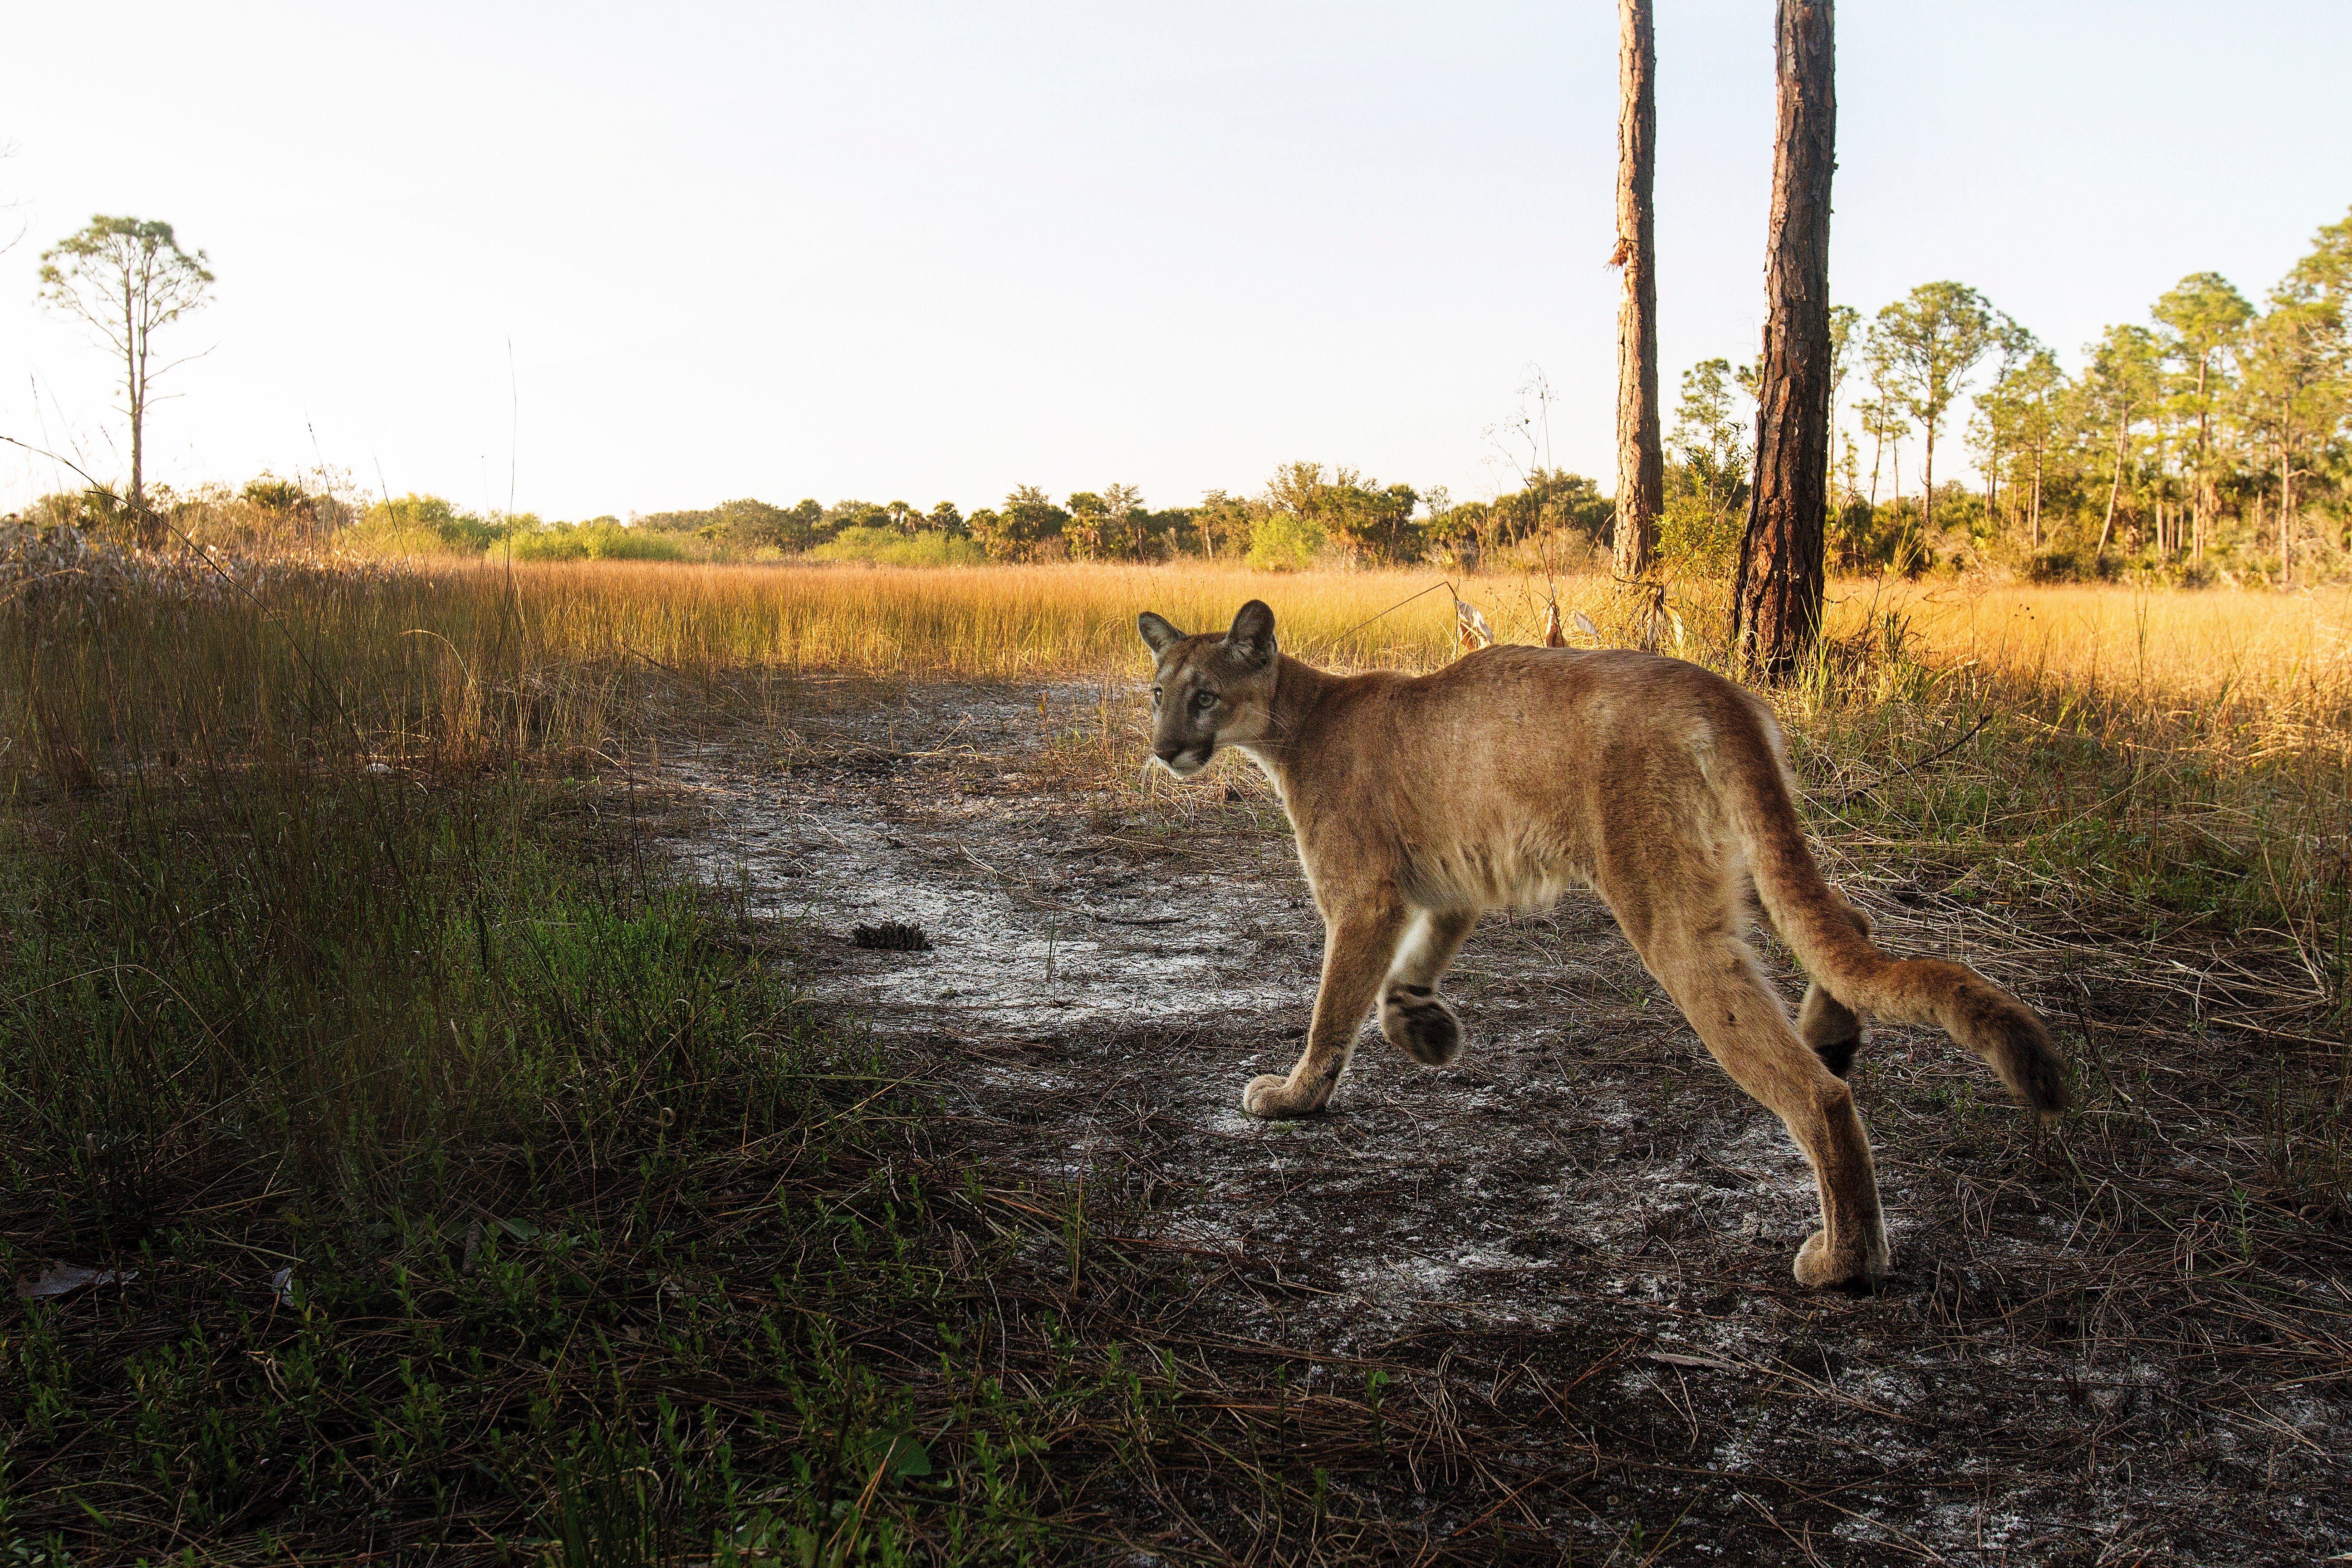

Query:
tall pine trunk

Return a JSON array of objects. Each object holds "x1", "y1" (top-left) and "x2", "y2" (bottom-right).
[
  {"x1": 1920, "y1": 420, "x2": 1936, "y2": 539},
  {"x1": 1890, "y1": 443, "x2": 1901, "y2": 545},
  {"x1": 2031, "y1": 442, "x2": 2043, "y2": 549},
  {"x1": 124, "y1": 272, "x2": 145, "y2": 516},
  {"x1": 1612, "y1": 0, "x2": 1663, "y2": 583},
  {"x1": 2182, "y1": 357, "x2": 2201, "y2": 564},
  {"x1": 2095, "y1": 414, "x2": 2125, "y2": 560},
  {"x1": 2192, "y1": 352, "x2": 2211, "y2": 562},
  {"x1": 2281, "y1": 445, "x2": 2295, "y2": 588},
  {"x1": 1733, "y1": 0, "x2": 1836, "y2": 679},
  {"x1": 1985, "y1": 437, "x2": 2000, "y2": 544}
]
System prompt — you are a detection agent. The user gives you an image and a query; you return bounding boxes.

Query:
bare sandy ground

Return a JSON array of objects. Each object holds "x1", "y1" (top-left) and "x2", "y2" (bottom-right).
[{"x1": 673, "y1": 676, "x2": 2349, "y2": 1565}]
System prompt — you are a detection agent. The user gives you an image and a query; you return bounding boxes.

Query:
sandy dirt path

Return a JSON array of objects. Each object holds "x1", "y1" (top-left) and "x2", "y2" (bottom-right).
[{"x1": 671, "y1": 676, "x2": 2347, "y2": 1565}]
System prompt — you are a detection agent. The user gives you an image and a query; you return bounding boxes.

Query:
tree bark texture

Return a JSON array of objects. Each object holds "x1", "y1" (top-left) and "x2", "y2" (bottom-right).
[
  {"x1": 123, "y1": 272, "x2": 144, "y2": 513},
  {"x1": 1733, "y1": 0, "x2": 1835, "y2": 680},
  {"x1": 2031, "y1": 446, "x2": 2043, "y2": 549},
  {"x1": 2192, "y1": 355, "x2": 2211, "y2": 561},
  {"x1": 2095, "y1": 416, "x2": 2125, "y2": 559},
  {"x1": 1920, "y1": 420, "x2": 1936, "y2": 537},
  {"x1": 2281, "y1": 451, "x2": 2295, "y2": 587},
  {"x1": 1612, "y1": 0, "x2": 1662, "y2": 581}
]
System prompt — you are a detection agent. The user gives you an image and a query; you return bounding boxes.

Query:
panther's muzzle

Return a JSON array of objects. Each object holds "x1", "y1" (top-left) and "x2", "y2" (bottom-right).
[{"x1": 1154, "y1": 743, "x2": 1210, "y2": 777}]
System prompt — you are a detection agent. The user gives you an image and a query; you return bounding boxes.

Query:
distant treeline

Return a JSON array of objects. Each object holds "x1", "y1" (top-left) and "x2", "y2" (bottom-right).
[
  {"x1": 622, "y1": 470, "x2": 1613, "y2": 570},
  {"x1": 1667, "y1": 203, "x2": 2352, "y2": 584},
  {"x1": 7, "y1": 470, "x2": 1613, "y2": 571},
  {"x1": 11, "y1": 201, "x2": 2342, "y2": 584}
]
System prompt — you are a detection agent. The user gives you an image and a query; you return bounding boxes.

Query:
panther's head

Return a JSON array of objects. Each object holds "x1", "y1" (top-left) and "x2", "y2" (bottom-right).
[{"x1": 1135, "y1": 600, "x2": 1280, "y2": 777}]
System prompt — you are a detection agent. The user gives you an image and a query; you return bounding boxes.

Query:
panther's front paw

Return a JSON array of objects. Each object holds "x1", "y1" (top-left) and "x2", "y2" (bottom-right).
[
  {"x1": 1242, "y1": 1073, "x2": 1319, "y2": 1119},
  {"x1": 1793, "y1": 1228, "x2": 1886, "y2": 1291}
]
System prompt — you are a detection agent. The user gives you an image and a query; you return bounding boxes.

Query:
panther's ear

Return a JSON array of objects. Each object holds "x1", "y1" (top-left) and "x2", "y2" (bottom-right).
[
  {"x1": 1224, "y1": 600, "x2": 1277, "y2": 670},
  {"x1": 1137, "y1": 611, "x2": 1184, "y2": 655}
]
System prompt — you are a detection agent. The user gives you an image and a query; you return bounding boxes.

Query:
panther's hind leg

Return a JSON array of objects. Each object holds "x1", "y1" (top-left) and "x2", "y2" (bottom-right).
[
  {"x1": 1637, "y1": 909, "x2": 1889, "y2": 1289},
  {"x1": 1378, "y1": 907, "x2": 1479, "y2": 1066},
  {"x1": 1793, "y1": 891, "x2": 1873, "y2": 1078}
]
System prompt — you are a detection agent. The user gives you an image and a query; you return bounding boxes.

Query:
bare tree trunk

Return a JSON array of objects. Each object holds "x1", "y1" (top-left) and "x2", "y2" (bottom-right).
[
  {"x1": 1889, "y1": 441, "x2": 1902, "y2": 564},
  {"x1": 1612, "y1": 0, "x2": 1663, "y2": 582},
  {"x1": 2031, "y1": 443, "x2": 2043, "y2": 549},
  {"x1": 2095, "y1": 415, "x2": 2125, "y2": 560},
  {"x1": 2192, "y1": 353, "x2": 2210, "y2": 563},
  {"x1": 1920, "y1": 420, "x2": 1935, "y2": 540},
  {"x1": 2281, "y1": 448, "x2": 2295, "y2": 588},
  {"x1": 124, "y1": 271, "x2": 144, "y2": 516},
  {"x1": 1733, "y1": 0, "x2": 1835, "y2": 679},
  {"x1": 128, "y1": 378, "x2": 144, "y2": 515}
]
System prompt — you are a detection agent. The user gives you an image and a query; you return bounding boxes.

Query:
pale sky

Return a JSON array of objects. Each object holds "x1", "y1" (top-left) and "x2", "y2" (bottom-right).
[{"x1": 3, "y1": 1, "x2": 2347, "y2": 522}]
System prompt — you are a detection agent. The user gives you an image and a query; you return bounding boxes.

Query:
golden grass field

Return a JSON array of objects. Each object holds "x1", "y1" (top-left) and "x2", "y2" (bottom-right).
[
  {"x1": 447, "y1": 556, "x2": 2352, "y2": 714},
  {"x1": 260, "y1": 553, "x2": 2352, "y2": 696},
  {"x1": 14, "y1": 551, "x2": 2348, "y2": 952},
  {"x1": 20, "y1": 550, "x2": 2351, "y2": 786}
]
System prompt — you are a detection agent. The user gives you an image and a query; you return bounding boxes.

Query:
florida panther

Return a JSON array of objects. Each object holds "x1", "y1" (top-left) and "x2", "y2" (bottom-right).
[{"x1": 1137, "y1": 600, "x2": 2063, "y2": 1289}]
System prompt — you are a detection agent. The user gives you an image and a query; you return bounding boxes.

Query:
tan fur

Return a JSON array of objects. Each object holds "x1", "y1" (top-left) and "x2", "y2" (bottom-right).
[{"x1": 1138, "y1": 601, "x2": 2065, "y2": 1290}]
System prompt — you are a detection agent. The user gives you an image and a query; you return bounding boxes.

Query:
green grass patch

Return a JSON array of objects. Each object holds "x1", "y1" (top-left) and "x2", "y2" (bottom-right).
[
  {"x1": 0, "y1": 760, "x2": 1510, "y2": 1567},
  {"x1": 0, "y1": 766, "x2": 1064, "y2": 1562}
]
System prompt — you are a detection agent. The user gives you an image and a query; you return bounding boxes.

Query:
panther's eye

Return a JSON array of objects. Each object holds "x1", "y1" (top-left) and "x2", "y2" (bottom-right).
[
  {"x1": 1151, "y1": 686, "x2": 1162, "y2": 705},
  {"x1": 1193, "y1": 691, "x2": 1218, "y2": 711}
]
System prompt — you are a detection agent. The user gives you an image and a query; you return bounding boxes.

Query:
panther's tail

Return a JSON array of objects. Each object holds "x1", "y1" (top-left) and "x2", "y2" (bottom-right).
[{"x1": 1718, "y1": 701, "x2": 2065, "y2": 1114}]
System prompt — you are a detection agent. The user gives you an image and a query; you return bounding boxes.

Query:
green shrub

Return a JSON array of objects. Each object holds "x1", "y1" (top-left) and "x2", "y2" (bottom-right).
[
  {"x1": 495, "y1": 520, "x2": 686, "y2": 563},
  {"x1": 1245, "y1": 510, "x2": 1325, "y2": 571},
  {"x1": 1656, "y1": 490, "x2": 1741, "y2": 576},
  {"x1": 583, "y1": 520, "x2": 685, "y2": 560},
  {"x1": 349, "y1": 494, "x2": 506, "y2": 556},
  {"x1": 25, "y1": 489, "x2": 133, "y2": 535},
  {"x1": 808, "y1": 524, "x2": 987, "y2": 567},
  {"x1": 502, "y1": 527, "x2": 588, "y2": 561},
  {"x1": 2024, "y1": 546, "x2": 2086, "y2": 583}
]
